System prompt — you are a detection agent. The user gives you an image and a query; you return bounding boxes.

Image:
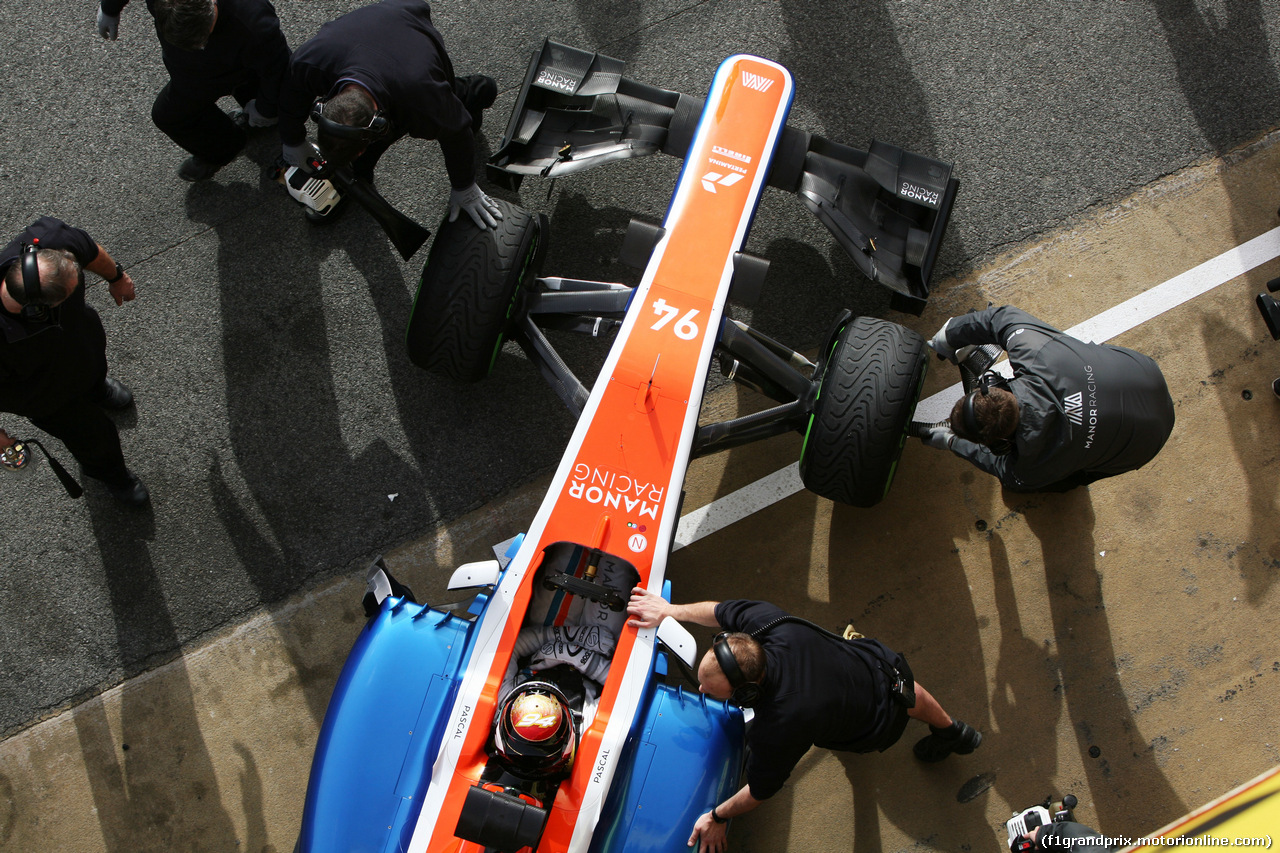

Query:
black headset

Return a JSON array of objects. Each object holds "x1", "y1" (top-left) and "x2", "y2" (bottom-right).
[
  {"x1": 712, "y1": 632, "x2": 762, "y2": 708},
  {"x1": 960, "y1": 371, "x2": 1015, "y2": 456},
  {"x1": 18, "y1": 241, "x2": 47, "y2": 319},
  {"x1": 310, "y1": 85, "x2": 390, "y2": 145}
]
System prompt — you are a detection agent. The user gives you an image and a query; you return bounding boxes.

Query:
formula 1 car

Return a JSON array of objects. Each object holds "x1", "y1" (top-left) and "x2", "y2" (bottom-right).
[{"x1": 294, "y1": 42, "x2": 957, "y2": 853}]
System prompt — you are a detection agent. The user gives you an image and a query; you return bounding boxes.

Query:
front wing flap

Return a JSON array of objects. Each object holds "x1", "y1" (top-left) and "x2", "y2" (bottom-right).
[{"x1": 488, "y1": 40, "x2": 957, "y2": 313}]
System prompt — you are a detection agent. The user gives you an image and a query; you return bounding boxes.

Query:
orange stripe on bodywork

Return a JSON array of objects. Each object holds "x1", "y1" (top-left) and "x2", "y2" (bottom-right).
[
  {"x1": 536, "y1": 56, "x2": 789, "y2": 852},
  {"x1": 423, "y1": 55, "x2": 790, "y2": 853}
]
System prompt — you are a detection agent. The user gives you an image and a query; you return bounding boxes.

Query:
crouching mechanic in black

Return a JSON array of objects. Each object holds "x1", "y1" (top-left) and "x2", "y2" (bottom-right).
[
  {"x1": 0, "y1": 218, "x2": 147, "y2": 506},
  {"x1": 626, "y1": 589, "x2": 981, "y2": 853},
  {"x1": 917, "y1": 305, "x2": 1175, "y2": 492},
  {"x1": 97, "y1": 0, "x2": 292, "y2": 182},
  {"x1": 276, "y1": 0, "x2": 502, "y2": 229}
]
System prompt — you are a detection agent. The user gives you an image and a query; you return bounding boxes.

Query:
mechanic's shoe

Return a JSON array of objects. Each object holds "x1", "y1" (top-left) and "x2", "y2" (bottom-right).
[
  {"x1": 92, "y1": 377, "x2": 134, "y2": 410},
  {"x1": 454, "y1": 74, "x2": 498, "y2": 134},
  {"x1": 913, "y1": 720, "x2": 982, "y2": 762},
  {"x1": 909, "y1": 420, "x2": 949, "y2": 440},
  {"x1": 178, "y1": 155, "x2": 227, "y2": 182},
  {"x1": 100, "y1": 470, "x2": 150, "y2": 507}
]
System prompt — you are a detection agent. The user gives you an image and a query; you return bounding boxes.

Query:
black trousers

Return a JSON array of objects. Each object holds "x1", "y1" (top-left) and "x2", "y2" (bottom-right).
[
  {"x1": 151, "y1": 75, "x2": 257, "y2": 164},
  {"x1": 27, "y1": 396, "x2": 129, "y2": 487}
]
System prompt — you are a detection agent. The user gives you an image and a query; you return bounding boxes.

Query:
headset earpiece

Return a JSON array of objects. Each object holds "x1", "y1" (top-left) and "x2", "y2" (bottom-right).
[
  {"x1": 712, "y1": 632, "x2": 761, "y2": 708},
  {"x1": 310, "y1": 90, "x2": 390, "y2": 144},
  {"x1": 18, "y1": 241, "x2": 45, "y2": 318}
]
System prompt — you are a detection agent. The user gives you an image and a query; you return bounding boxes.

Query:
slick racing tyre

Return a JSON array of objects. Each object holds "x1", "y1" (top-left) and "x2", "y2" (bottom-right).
[
  {"x1": 406, "y1": 198, "x2": 547, "y2": 381},
  {"x1": 800, "y1": 316, "x2": 929, "y2": 507}
]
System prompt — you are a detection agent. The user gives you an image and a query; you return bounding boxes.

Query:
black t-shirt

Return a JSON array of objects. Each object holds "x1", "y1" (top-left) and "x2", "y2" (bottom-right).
[
  {"x1": 0, "y1": 218, "x2": 107, "y2": 418},
  {"x1": 715, "y1": 600, "x2": 905, "y2": 800},
  {"x1": 276, "y1": 0, "x2": 475, "y2": 187}
]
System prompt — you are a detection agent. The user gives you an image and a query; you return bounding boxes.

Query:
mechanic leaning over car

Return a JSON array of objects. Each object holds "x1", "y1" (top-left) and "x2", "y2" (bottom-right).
[
  {"x1": 96, "y1": 0, "x2": 293, "y2": 183},
  {"x1": 275, "y1": 0, "x2": 502, "y2": 229},
  {"x1": 916, "y1": 305, "x2": 1175, "y2": 492},
  {"x1": 626, "y1": 588, "x2": 981, "y2": 853},
  {"x1": 0, "y1": 218, "x2": 147, "y2": 506}
]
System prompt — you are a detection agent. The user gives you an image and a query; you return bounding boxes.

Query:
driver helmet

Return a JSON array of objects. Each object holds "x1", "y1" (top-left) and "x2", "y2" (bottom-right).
[{"x1": 493, "y1": 681, "x2": 577, "y2": 778}]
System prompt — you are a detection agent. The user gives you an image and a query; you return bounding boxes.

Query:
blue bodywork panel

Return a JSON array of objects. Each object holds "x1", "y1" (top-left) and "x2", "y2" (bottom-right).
[
  {"x1": 296, "y1": 599, "x2": 474, "y2": 853},
  {"x1": 591, "y1": 684, "x2": 745, "y2": 853},
  {"x1": 297, "y1": 582, "x2": 746, "y2": 852}
]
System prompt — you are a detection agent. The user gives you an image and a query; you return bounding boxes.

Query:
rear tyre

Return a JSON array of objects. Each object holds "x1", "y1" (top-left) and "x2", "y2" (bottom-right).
[
  {"x1": 406, "y1": 198, "x2": 546, "y2": 381},
  {"x1": 799, "y1": 316, "x2": 929, "y2": 507}
]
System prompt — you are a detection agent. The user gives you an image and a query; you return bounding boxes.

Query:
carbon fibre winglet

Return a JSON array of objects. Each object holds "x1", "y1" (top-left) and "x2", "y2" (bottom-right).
[{"x1": 487, "y1": 39, "x2": 958, "y2": 313}]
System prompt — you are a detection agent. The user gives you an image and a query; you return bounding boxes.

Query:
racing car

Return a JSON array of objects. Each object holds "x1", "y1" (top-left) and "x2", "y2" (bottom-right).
[{"x1": 294, "y1": 41, "x2": 957, "y2": 853}]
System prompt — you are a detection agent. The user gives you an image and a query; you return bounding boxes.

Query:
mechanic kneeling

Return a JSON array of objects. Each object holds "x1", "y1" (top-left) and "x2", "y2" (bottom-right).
[
  {"x1": 626, "y1": 589, "x2": 981, "y2": 853},
  {"x1": 917, "y1": 305, "x2": 1175, "y2": 492},
  {"x1": 276, "y1": 0, "x2": 501, "y2": 228}
]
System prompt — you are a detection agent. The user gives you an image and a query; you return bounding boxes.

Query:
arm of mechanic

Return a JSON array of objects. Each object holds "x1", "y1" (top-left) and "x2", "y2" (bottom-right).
[
  {"x1": 85, "y1": 244, "x2": 135, "y2": 306},
  {"x1": 688, "y1": 784, "x2": 763, "y2": 853},
  {"x1": 625, "y1": 586, "x2": 720, "y2": 630}
]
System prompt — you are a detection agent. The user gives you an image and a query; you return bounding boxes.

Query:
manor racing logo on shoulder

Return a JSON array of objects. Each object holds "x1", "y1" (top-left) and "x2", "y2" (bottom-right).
[{"x1": 741, "y1": 70, "x2": 774, "y2": 92}]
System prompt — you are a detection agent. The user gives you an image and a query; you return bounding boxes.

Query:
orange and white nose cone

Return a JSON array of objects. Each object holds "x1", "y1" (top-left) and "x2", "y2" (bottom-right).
[{"x1": 509, "y1": 693, "x2": 562, "y2": 742}]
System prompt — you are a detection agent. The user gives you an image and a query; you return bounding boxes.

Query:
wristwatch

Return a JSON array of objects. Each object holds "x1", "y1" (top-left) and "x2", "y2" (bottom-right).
[
  {"x1": 711, "y1": 806, "x2": 727, "y2": 824},
  {"x1": 106, "y1": 262, "x2": 125, "y2": 284}
]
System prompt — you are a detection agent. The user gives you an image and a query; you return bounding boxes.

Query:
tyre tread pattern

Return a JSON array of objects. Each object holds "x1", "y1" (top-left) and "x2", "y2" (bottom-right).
[
  {"x1": 406, "y1": 199, "x2": 538, "y2": 381},
  {"x1": 800, "y1": 316, "x2": 929, "y2": 507}
]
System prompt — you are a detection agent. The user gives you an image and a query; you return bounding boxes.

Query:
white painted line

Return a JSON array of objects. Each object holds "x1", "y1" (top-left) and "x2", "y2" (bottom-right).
[
  {"x1": 673, "y1": 462, "x2": 803, "y2": 550},
  {"x1": 679, "y1": 225, "x2": 1280, "y2": 544}
]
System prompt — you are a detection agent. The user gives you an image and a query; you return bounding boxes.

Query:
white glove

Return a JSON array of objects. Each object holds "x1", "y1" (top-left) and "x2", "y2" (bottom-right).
[
  {"x1": 243, "y1": 99, "x2": 277, "y2": 128},
  {"x1": 448, "y1": 183, "x2": 503, "y2": 230},
  {"x1": 281, "y1": 141, "x2": 319, "y2": 170},
  {"x1": 929, "y1": 318, "x2": 958, "y2": 362},
  {"x1": 920, "y1": 423, "x2": 956, "y2": 450},
  {"x1": 97, "y1": 7, "x2": 120, "y2": 39}
]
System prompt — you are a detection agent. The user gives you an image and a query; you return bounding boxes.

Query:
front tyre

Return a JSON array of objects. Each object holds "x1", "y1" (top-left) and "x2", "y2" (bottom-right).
[
  {"x1": 799, "y1": 316, "x2": 929, "y2": 507},
  {"x1": 406, "y1": 198, "x2": 546, "y2": 381}
]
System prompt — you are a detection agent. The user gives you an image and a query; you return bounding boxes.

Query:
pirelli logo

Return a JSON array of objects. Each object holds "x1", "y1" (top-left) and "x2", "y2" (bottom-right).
[
  {"x1": 741, "y1": 71, "x2": 774, "y2": 92},
  {"x1": 1064, "y1": 391, "x2": 1084, "y2": 425}
]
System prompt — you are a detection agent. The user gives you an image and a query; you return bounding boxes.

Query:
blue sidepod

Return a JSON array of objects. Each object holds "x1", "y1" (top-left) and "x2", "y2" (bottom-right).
[
  {"x1": 590, "y1": 681, "x2": 746, "y2": 853},
  {"x1": 296, "y1": 598, "x2": 475, "y2": 853}
]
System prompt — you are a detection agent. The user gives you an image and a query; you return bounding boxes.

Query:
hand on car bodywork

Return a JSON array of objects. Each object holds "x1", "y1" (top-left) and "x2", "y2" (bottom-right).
[
  {"x1": 626, "y1": 586, "x2": 671, "y2": 629},
  {"x1": 688, "y1": 810, "x2": 728, "y2": 852}
]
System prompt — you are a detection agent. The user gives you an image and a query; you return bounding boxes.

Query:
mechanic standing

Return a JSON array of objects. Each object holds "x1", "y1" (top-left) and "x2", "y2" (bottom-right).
[
  {"x1": 0, "y1": 218, "x2": 147, "y2": 506},
  {"x1": 96, "y1": 0, "x2": 292, "y2": 182},
  {"x1": 275, "y1": 0, "x2": 502, "y2": 228},
  {"x1": 916, "y1": 305, "x2": 1175, "y2": 492},
  {"x1": 626, "y1": 589, "x2": 982, "y2": 853}
]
